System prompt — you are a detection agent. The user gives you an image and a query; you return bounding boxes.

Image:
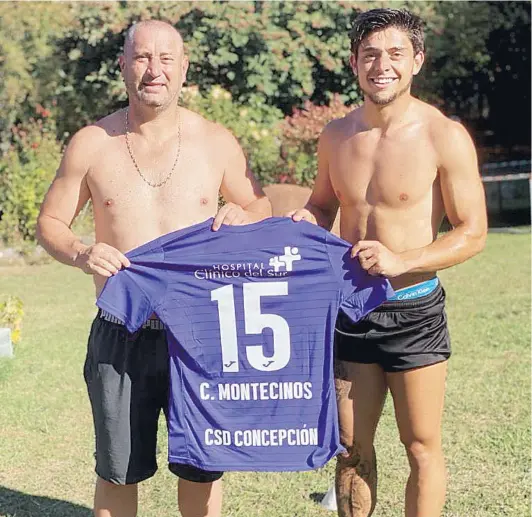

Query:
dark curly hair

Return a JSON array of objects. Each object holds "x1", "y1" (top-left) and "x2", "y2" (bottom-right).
[{"x1": 350, "y1": 8, "x2": 425, "y2": 57}]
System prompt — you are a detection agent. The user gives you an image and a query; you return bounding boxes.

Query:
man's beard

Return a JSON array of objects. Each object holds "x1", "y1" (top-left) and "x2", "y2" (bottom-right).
[
  {"x1": 134, "y1": 89, "x2": 168, "y2": 109},
  {"x1": 125, "y1": 78, "x2": 178, "y2": 110},
  {"x1": 137, "y1": 94, "x2": 165, "y2": 110},
  {"x1": 362, "y1": 77, "x2": 412, "y2": 106}
]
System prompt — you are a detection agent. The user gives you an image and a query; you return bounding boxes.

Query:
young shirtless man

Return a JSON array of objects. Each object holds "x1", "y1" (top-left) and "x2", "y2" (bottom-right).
[
  {"x1": 290, "y1": 8, "x2": 487, "y2": 517},
  {"x1": 37, "y1": 20, "x2": 271, "y2": 517}
]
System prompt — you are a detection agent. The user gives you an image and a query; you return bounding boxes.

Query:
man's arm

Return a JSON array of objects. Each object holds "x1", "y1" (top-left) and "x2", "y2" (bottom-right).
[
  {"x1": 289, "y1": 125, "x2": 339, "y2": 230},
  {"x1": 400, "y1": 120, "x2": 487, "y2": 272},
  {"x1": 36, "y1": 128, "x2": 129, "y2": 276},
  {"x1": 354, "y1": 120, "x2": 487, "y2": 277},
  {"x1": 212, "y1": 128, "x2": 272, "y2": 230}
]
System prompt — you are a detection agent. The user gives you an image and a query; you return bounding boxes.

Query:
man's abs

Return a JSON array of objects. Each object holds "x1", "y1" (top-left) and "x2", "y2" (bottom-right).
[
  {"x1": 328, "y1": 107, "x2": 446, "y2": 290},
  {"x1": 339, "y1": 203, "x2": 442, "y2": 290}
]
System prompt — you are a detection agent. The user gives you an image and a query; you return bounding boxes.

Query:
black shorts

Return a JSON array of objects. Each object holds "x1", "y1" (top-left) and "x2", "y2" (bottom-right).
[
  {"x1": 335, "y1": 283, "x2": 451, "y2": 372},
  {"x1": 83, "y1": 311, "x2": 223, "y2": 484}
]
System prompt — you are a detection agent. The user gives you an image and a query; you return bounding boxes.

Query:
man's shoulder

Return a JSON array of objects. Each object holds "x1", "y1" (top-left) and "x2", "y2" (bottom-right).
[
  {"x1": 321, "y1": 106, "x2": 360, "y2": 143},
  {"x1": 68, "y1": 109, "x2": 124, "y2": 148},
  {"x1": 411, "y1": 102, "x2": 475, "y2": 168},
  {"x1": 94, "y1": 109, "x2": 126, "y2": 132},
  {"x1": 413, "y1": 100, "x2": 465, "y2": 136},
  {"x1": 418, "y1": 103, "x2": 472, "y2": 149},
  {"x1": 191, "y1": 111, "x2": 244, "y2": 158},
  {"x1": 182, "y1": 108, "x2": 234, "y2": 142}
]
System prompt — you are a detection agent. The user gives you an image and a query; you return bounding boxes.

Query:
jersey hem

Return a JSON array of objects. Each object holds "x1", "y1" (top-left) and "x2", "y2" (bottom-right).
[
  {"x1": 95, "y1": 300, "x2": 135, "y2": 333},
  {"x1": 167, "y1": 451, "x2": 342, "y2": 472}
]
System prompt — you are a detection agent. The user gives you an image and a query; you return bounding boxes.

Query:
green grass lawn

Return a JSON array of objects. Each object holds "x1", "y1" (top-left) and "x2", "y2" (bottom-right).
[{"x1": 0, "y1": 232, "x2": 530, "y2": 517}]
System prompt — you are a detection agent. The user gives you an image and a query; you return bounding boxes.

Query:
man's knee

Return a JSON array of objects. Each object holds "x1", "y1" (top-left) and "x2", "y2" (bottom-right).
[
  {"x1": 402, "y1": 438, "x2": 442, "y2": 471},
  {"x1": 337, "y1": 441, "x2": 375, "y2": 469}
]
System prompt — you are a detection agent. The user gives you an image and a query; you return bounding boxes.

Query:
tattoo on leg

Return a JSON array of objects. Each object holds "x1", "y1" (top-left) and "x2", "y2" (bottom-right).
[
  {"x1": 334, "y1": 359, "x2": 351, "y2": 400},
  {"x1": 336, "y1": 444, "x2": 378, "y2": 517}
]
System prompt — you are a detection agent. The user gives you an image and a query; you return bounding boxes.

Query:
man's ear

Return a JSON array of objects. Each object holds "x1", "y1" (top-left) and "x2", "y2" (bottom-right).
[
  {"x1": 182, "y1": 54, "x2": 189, "y2": 82},
  {"x1": 349, "y1": 53, "x2": 358, "y2": 76},
  {"x1": 413, "y1": 51, "x2": 425, "y2": 76},
  {"x1": 119, "y1": 54, "x2": 125, "y2": 73}
]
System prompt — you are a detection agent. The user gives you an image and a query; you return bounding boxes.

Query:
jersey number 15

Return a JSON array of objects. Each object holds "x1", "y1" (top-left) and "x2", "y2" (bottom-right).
[{"x1": 211, "y1": 282, "x2": 290, "y2": 373}]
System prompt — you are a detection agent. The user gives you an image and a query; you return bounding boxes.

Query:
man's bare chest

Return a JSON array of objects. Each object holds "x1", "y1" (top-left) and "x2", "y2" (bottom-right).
[
  {"x1": 87, "y1": 148, "x2": 222, "y2": 216},
  {"x1": 330, "y1": 132, "x2": 439, "y2": 207}
]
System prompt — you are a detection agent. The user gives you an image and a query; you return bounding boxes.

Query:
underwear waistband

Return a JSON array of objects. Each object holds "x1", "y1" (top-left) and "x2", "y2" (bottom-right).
[
  {"x1": 388, "y1": 278, "x2": 439, "y2": 302},
  {"x1": 98, "y1": 310, "x2": 166, "y2": 330}
]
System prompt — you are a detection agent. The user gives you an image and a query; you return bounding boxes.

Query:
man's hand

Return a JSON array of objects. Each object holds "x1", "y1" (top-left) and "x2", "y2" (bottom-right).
[
  {"x1": 286, "y1": 208, "x2": 317, "y2": 225},
  {"x1": 351, "y1": 240, "x2": 408, "y2": 278},
  {"x1": 212, "y1": 202, "x2": 256, "y2": 231},
  {"x1": 74, "y1": 242, "x2": 130, "y2": 277}
]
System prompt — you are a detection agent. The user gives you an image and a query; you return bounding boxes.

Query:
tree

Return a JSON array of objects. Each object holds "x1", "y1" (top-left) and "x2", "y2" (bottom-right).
[{"x1": 0, "y1": 2, "x2": 74, "y2": 151}]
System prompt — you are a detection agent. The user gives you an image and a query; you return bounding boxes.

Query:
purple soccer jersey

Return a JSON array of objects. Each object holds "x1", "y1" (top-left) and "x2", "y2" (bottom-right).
[{"x1": 97, "y1": 217, "x2": 394, "y2": 472}]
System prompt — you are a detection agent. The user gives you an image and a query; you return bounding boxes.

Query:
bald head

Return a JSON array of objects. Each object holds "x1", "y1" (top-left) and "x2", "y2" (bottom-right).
[
  {"x1": 120, "y1": 19, "x2": 189, "y2": 111},
  {"x1": 123, "y1": 20, "x2": 184, "y2": 57}
]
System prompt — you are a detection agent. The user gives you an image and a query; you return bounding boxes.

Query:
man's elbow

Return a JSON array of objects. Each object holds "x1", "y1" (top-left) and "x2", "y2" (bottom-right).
[
  {"x1": 35, "y1": 214, "x2": 47, "y2": 247},
  {"x1": 35, "y1": 212, "x2": 59, "y2": 249},
  {"x1": 255, "y1": 195, "x2": 272, "y2": 218},
  {"x1": 262, "y1": 196, "x2": 273, "y2": 218},
  {"x1": 305, "y1": 203, "x2": 337, "y2": 231},
  {"x1": 466, "y1": 223, "x2": 487, "y2": 257},
  {"x1": 245, "y1": 195, "x2": 272, "y2": 219},
  {"x1": 472, "y1": 232, "x2": 487, "y2": 256}
]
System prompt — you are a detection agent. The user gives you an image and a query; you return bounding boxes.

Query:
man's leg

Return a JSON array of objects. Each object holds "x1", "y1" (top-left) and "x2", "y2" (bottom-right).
[
  {"x1": 94, "y1": 478, "x2": 138, "y2": 517},
  {"x1": 85, "y1": 317, "x2": 167, "y2": 517},
  {"x1": 387, "y1": 361, "x2": 447, "y2": 517},
  {"x1": 335, "y1": 361, "x2": 388, "y2": 517},
  {"x1": 178, "y1": 478, "x2": 223, "y2": 517}
]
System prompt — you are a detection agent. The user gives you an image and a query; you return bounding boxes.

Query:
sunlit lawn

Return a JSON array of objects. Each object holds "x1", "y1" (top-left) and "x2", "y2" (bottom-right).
[{"x1": 0, "y1": 231, "x2": 529, "y2": 516}]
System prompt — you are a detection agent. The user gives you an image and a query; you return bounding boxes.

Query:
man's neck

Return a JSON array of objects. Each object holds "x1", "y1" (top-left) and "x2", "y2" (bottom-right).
[
  {"x1": 361, "y1": 93, "x2": 416, "y2": 132},
  {"x1": 127, "y1": 102, "x2": 181, "y2": 140}
]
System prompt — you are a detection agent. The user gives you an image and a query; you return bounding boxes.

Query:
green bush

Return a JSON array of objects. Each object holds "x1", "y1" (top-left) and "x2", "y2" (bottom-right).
[
  {"x1": 183, "y1": 86, "x2": 353, "y2": 187},
  {"x1": 1, "y1": 2, "x2": 529, "y2": 156},
  {"x1": 182, "y1": 85, "x2": 285, "y2": 185},
  {"x1": 0, "y1": 108, "x2": 62, "y2": 244},
  {"x1": 0, "y1": 3, "x2": 74, "y2": 151},
  {"x1": 281, "y1": 94, "x2": 352, "y2": 186}
]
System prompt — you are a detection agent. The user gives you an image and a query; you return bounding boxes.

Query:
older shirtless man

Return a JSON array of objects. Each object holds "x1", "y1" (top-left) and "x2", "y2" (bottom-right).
[
  {"x1": 37, "y1": 20, "x2": 270, "y2": 517},
  {"x1": 290, "y1": 9, "x2": 487, "y2": 517}
]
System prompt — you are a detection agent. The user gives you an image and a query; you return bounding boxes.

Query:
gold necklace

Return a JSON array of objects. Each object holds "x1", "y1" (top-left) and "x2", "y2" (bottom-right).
[{"x1": 125, "y1": 108, "x2": 181, "y2": 188}]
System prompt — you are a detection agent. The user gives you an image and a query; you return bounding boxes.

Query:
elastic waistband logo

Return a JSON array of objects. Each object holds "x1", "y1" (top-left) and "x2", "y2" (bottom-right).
[{"x1": 389, "y1": 278, "x2": 439, "y2": 301}]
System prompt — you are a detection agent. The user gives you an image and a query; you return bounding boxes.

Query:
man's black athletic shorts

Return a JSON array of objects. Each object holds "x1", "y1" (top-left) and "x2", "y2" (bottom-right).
[
  {"x1": 335, "y1": 283, "x2": 451, "y2": 372},
  {"x1": 84, "y1": 310, "x2": 224, "y2": 484}
]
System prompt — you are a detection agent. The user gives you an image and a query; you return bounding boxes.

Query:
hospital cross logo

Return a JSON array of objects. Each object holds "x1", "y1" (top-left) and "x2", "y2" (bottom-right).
[{"x1": 269, "y1": 246, "x2": 301, "y2": 272}]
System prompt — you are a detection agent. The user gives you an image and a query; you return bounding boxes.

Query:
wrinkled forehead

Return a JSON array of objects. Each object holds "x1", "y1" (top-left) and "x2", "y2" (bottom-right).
[
  {"x1": 360, "y1": 27, "x2": 413, "y2": 52},
  {"x1": 125, "y1": 22, "x2": 184, "y2": 55}
]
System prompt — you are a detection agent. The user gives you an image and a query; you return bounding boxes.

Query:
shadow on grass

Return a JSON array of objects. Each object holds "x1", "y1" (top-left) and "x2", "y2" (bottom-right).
[
  {"x1": 309, "y1": 491, "x2": 326, "y2": 503},
  {"x1": 0, "y1": 486, "x2": 91, "y2": 517}
]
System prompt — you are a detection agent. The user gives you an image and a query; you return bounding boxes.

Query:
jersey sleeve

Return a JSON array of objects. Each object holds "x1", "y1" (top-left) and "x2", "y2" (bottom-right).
[
  {"x1": 96, "y1": 259, "x2": 167, "y2": 333},
  {"x1": 326, "y1": 232, "x2": 395, "y2": 323}
]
